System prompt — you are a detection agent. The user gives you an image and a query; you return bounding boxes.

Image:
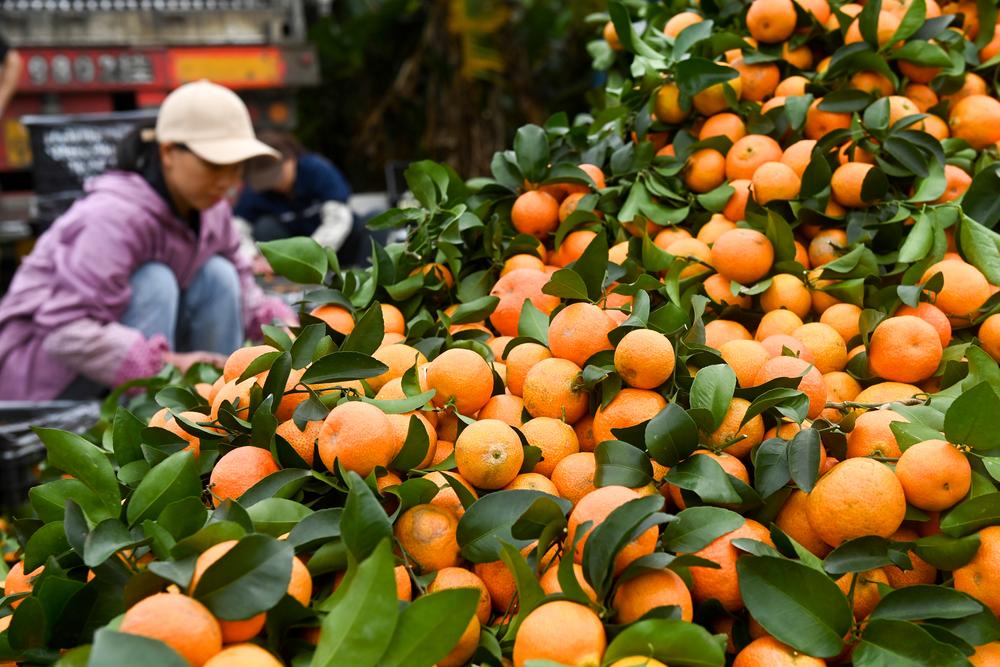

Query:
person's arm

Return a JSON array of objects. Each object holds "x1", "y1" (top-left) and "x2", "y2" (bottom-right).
[
  {"x1": 0, "y1": 49, "x2": 22, "y2": 118},
  {"x1": 32, "y1": 209, "x2": 175, "y2": 387}
]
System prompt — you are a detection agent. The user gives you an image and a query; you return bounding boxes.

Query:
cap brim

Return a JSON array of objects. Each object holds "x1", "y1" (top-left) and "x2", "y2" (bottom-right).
[{"x1": 185, "y1": 136, "x2": 281, "y2": 165}]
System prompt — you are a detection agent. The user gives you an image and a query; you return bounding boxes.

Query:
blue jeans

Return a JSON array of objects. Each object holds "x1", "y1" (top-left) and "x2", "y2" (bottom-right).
[
  {"x1": 123, "y1": 255, "x2": 243, "y2": 355},
  {"x1": 58, "y1": 256, "x2": 243, "y2": 399}
]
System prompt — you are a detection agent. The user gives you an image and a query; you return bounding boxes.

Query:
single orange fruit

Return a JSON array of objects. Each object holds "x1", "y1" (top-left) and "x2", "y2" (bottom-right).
[
  {"x1": 512, "y1": 600, "x2": 606, "y2": 667},
  {"x1": 614, "y1": 329, "x2": 676, "y2": 389},
  {"x1": 720, "y1": 339, "x2": 770, "y2": 388},
  {"x1": 592, "y1": 388, "x2": 668, "y2": 444},
  {"x1": 547, "y1": 302, "x2": 616, "y2": 369},
  {"x1": 746, "y1": 0, "x2": 798, "y2": 42},
  {"x1": 613, "y1": 567, "x2": 693, "y2": 623},
  {"x1": 511, "y1": 190, "x2": 560, "y2": 238},
  {"x1": 551, "y1": 451, "x2": 598, "y2": 506},
  {"x1": 949, "y1": 94, "x2": 1000, "y2": 149},
  {"x1": 521, "y1": 417, "x2": 580, "y2": 477},
  {"x1": 806, "y1": 458, "x2": 907, "y2": 547},
  {"x1": 393, "y1": 504, "x2": 461, "y2": 573},
  {"x1": 209, "y1": 446, "x2": 280, "y2": 507},
  {"x1": 954, "y1": 525, "x2": 1000, "y2": 617},
  {"x1": 428, "y1": 567, "x2": 492, "y2": 624},
  {"x1": 203, "y1": 643, "x2": 282, "y2": 667},
  {"x1": 726, "y1": 134, "x2": 784, "y2": 181},
  {"x1": 895, "y1": 439, "x2": 971, "y2": 511},
  {"x1": 733, "y1": 635, "x2": 826, "y2": 666},
  {"x1": 310, "y1": 304, "x2": 355, "y2": 335},
  {"x1": 868, "y1": 315, "x2": 943, "y2": 383},
  {"x1": 119, "y1": 593, "x2": 222, "y2": 667},
  {"x1": 454, "y1": 419, "x2": 524, "y2": 490},
  {"x1": 426, "y1": 348, "x2": 495, "y2": 415},
  {"x1": 317, "y1": 400, "x2": 395, "y2": 477},
  {"x1": 522, "y1": 357, "x2": 589, "y2": 424},
  {"x1": 921, "y1": 259, "x2": 991, "y2": 325},
  {"x1": 711, "y1": 228, "x2": 775, "y2": 285}
]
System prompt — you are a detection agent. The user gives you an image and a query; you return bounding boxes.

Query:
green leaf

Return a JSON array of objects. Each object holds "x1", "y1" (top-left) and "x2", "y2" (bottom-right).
[
  {"x1": 287, "y1": 508, "x2": 342, "y2": 551},
  {"x1": 662, "y1": 507, "x2": 744, "y2": 553},
  {"x1": 259, "y1": 237, "x2": 328, "y2": 284},
  {"x1": 603, "y1": 618, "x2": 726, "y2": 667},
  {"x1": 301, "y1": 352, "x2": 389, "y2": 384},
  {"x1": 517, "y1": 300, "x2": 550, "y2": 345},
  {"x1": 498, "y1": 541, "x2": 547, "y2": 634},
  {"x1": 582, "y1": 495, "x2": 667, "y2": 598},
  {"x1": 247, "y1": 498, "x2": 313, "y2": 537},
  {"x1": 237, "y1": 469, "x2": 312, "y2": 508},
  {"x1": 342, "y1": 472, "x2": 393, "y2": 562},
  {"x1": 898, "y1": 212, "x2": 935, "y2": 263},
  {"x1": 82, "y1": 519, "x2": 142, "y2": 568},
  {"x1": 341, "y1": 303, "x2": 385, "y2": 355},
  {"x1": 376, "y1": 588, "x2": 480, "y2": 667},
  {"x1": 34, "y1": 428, "x2": 120, "y2": 519},
  {"x1": 111, "y1": 407, "x2": 145, "y2": 466},
  {"x1": 959, "y1": 217, "x2": 1000, "y2": 289},
  {"x1": 458, "y1": 490, "x2": 569, "y2": 563},
  {"x1": 542, "y1": 269, "x2": 591, "y2": 301},
  {"x1": 823, "y1": 536, "x2": 894, "y2": 575},
  {"x1": 664, "y1": 454, "x2": 741, "y2": 504},
  {"x1": 944, "y1": 382, "x2": 1000, "y2": 450},
  {"x1": 192, "y1": 533, "x2": 294, "y2": 620},
  {"x1": 675, "y1": 57, "x2": 740, "y2": 99},
  {"x1": 645, "y1": 403, "x2": 699, "y2": 467},
  {"x1": 448, "y1": 296, "x2": 500, "y2": 324},
  {"x1": 391, "y1": 415, "x2": 431, "y2": 472},
  {"x1": 514, "y1": 124, "x2": 550, "y2": 184},
  {"x1": 914, "y1": 532, "x2": 981, "y2": 570},
  {"x1": 595, "y1": 440, "x2": 654, "y2": 488},
  {"x1": 787, "y1": 428, "x2": 822, "y2": 493},
  {"x1": 738, "y1": 556, "x2": 853, "y2": 658},
  {"x1": 311, "y1": 539, "x2": 399, "y2": 667},
  {"x1": 962, "y1": 164, "x2": 1000, "y2": 228},
  {"x1": 608, "y1": 0, "x2": 667, "y2": 60},
  {"x1": 853, "y1": 619, "x2": 970, "y2": 667},
  {"x1": 871, "y1": 585, "x2": 986, "y2": 621},
  {"x1": 291, "y1": 324, "x2": 329, "y2": 369},
  {"x1": 126, "y1": 450, "x2": 201, "y2": 527},
  {"x1": 940, "y1": 493, "x2": 1000, "y2": 536},
  {"x1": 689, "y1": 365, "x2": 737, "y2": 431},
  {"x1": 571, "y1": 232, "x2": 609, "y2": 301},
  {"x1": 88, "y1": 629, "x2": 188, "y2": 667},
  {"x1": 23, "y1": 522, "x2": 69, "y2": 572},
  {"x1": 754, "y1": 438, "x2": 791, "y2": 498}
]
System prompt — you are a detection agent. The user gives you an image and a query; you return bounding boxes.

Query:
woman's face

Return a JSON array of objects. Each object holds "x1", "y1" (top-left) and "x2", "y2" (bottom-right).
[{"x1": 160, "y1": 143, "x2": 244, "y2": 213}]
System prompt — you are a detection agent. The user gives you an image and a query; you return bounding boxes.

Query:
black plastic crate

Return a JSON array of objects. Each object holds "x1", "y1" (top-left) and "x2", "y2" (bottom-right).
[{"x1": 0, "y1": 401, "x2": 101, "y2": 510}]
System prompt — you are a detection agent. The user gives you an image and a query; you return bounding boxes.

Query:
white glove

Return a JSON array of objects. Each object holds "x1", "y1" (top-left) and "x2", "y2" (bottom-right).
[
  {"x1": 232, "y1": 215, "x2": 259, "y2": 260},
  {"x1": 311, "y1": 200, "x2": 354, "y2": 252}
]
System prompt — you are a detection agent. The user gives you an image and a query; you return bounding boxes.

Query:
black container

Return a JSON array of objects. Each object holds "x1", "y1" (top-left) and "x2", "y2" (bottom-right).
[
  {"x1": 21, "y1": 109, "x2": 159, "y2": 229},
  {"x1": 0, "y1": 401, "x2": 101, "y2": 509}
]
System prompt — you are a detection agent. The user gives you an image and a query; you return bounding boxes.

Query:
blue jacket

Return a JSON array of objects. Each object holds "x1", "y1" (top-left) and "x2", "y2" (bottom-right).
[{"x1": 234, "y1": 153, "x2": 352, "y2": 236}]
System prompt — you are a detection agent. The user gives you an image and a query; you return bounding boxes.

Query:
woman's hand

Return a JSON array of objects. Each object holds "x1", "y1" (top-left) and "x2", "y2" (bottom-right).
[{"x1": 163, "y1": 351, "x2": 227, "y2": 372}]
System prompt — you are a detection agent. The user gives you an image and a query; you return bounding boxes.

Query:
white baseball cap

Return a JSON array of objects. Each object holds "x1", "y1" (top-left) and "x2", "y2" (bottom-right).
[{"x1": 154, "y1": 80, "x2": 280, "y2": 165}]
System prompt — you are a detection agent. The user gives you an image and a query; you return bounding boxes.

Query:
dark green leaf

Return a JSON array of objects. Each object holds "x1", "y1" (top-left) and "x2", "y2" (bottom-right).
[
  {"x1": 342, "y1": 472, "x2": 392, "y2": 562},
  {"x1": 689, "y1": 365, "x2": 737, "y2": 431},
  {"x1": 192, "y1": 533, "x2": 294, "y2": 620},
  {"x1": 301, "y1": 352, "x2": 389, "y2": 384},
  {"x1": 738, "y1": 556, "x2": 853, "y2": 658},
  {"x1": 645, "y1": 403, "x2": 699, "y2": 467},
  {"x1": 603, "y1": 618, "x2": 726, "y2": 667},
  {"x1": 88, "y1": 629, "x2": 188, "y2": 667},
  {"x1": 514, "y1": 125, "x2": 550, "y2": 184},
  {"x1": 583, "y1": 495, "x2": 667, "y2": 598},
  {"x1": 939, "y1": 493, "x2": 1000, "y2": 536},
  {"x1": 944, "y1": 382, "x2": 1000, "y2": 450},
  {"x1": 662, "y1": 507, "x2": 744, "y2": 553},
  {"x1": 854, "y1": 619, "x2": 970, "y2": 667},
  {"x1": 259, "y1": 237, "x2": 328, "y2": 284},
  {"x1": 311, "y1": 539, "x2": 398, "y2": 667},
  {"x1": 787, "y1": 428, "x2": 822, "y2": 493},
  {"x1": 126, "y1": 450, "x2": 201, "y2": 527},
  {"x1": 823, "y1": 536, "x2": 893, "y2": 575},
  {"x1": 34, "y1": 428, "x2": 119, "y2": 520},
  {"x1": 595, "y1": 440, "x2": 654, "y2": 488},
  {"x1": 457, "y1": 490, "x2": 564, "y2": 563},
  {"x1": 376, "y1": 588, "x2": 480, "y2": 667},
  {"x1": 871, "y1": 585, "x2": 986, "y2": 621}
]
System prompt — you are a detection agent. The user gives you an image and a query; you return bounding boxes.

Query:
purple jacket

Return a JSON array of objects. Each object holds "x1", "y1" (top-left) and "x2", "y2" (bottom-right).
[{"x1": 0, "y1": 171, "x2": 294, "y2": 400}]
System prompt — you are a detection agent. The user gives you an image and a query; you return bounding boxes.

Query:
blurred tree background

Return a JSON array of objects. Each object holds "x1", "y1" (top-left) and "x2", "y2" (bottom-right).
[{"x1": 298, "y1": 0, "x2": 605, "y2": 192}]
